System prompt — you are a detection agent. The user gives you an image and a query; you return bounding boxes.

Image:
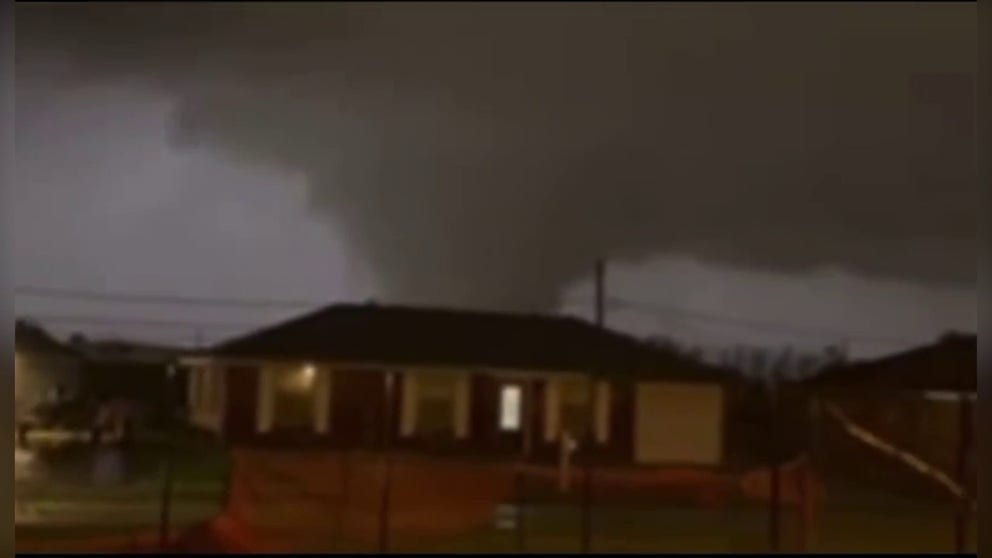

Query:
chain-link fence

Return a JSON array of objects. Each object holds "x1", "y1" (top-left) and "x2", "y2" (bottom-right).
[
  {"x1": 14, "y1": 428, "x2": 230, "y2": 553},
  {"x1": 221, "y1": 444, "x2": 812, "y2": 553},
  {"x1": 806, "y1": 388, "x2": 976, "y2": 553},
  {"x1": 78, "y1": 378, "x2": 969, "y2": 554}
]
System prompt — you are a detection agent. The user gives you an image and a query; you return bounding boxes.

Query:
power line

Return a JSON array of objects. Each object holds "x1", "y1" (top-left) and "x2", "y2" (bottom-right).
[
  {"x1": 18, "y1": 285, "x2": 922, "y2": 347},
  {"x1": 14, "y1": 285, "x2": 326, "y2": 309},
  {"x1": 22, "y1": 314, "x2": 260, "y2": 331},
  {"x1": 562, "y1": 293, "x2": 919, "y2": 346}
]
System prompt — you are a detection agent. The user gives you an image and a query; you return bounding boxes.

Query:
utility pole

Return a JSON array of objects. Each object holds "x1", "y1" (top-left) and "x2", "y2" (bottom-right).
[
  {"x1": 581, "y1": 259, "x2": 606, "y2": 553},
  {"x1": 594, "y1": 259, "x2": 606, "y2": 328}
]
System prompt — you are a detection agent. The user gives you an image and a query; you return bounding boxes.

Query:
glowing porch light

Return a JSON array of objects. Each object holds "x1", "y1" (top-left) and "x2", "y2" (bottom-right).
[{"x1": 299, "y1": 363, "x2": 317, "y2": 389}]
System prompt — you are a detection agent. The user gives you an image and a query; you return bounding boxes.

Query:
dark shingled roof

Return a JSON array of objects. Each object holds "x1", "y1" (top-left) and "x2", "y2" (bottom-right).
[
  {"x1": 206, "y1": 304, "x2": 734, "y2": 383},
  {"x1": 15, "y1": 320, "x2": 78, "y2": 358},
  {"x1": 806, "y1": 332, "x2": 976, "y2": 393}
]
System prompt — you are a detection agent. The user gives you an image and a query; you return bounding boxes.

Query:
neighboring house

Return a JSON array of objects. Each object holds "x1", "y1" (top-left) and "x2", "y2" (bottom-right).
[
  {"x1": 14, "y1": 320, "x2": 82, "y2": 422},
  {"x1": 69, "y1": 337, "x2": 187, "y2": 424},
  {"x1": 183, "y1": 304, "x2": 737, "y2": 467},
  {"x1": 808, "y1": 333, "x2": 975, "y2": 394},
  {"x1": 805, "y1": 332, "x2": 976, "y2": 497}
]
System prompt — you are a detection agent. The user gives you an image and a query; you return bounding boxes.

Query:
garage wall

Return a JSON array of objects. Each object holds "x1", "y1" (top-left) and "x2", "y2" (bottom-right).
[{"x1": 634, "y1": 381, "x2": 724, "y2": 465}]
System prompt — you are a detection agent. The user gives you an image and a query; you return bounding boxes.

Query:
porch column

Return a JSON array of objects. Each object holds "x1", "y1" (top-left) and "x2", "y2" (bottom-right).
[
  {"x1": 313, "y1": 367, "x2": 332, "y2": 435},
  {"x1": 594, "y1": 381, "x2": 611, "y2": 444},
  {"x1": 454, "y1": 375, "x2": 470, "y2": 439},
  {"x1": 256, "y1": 366, "x2": 274, "y2": 434},
  {"x1": 544, "y1": 377, "x2": 561, "y2": 442},
  {"x1": 400, "y1": 372, "x2": 418, "y2": 437}
]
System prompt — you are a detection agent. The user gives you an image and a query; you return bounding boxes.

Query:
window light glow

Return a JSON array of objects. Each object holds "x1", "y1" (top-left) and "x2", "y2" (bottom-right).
[
  {"x1": 499, "y1": 385, "x2": 523, "y2": 432},
  {"x1": 300, "y1": 364, "x2": 317, "y2": 388}
]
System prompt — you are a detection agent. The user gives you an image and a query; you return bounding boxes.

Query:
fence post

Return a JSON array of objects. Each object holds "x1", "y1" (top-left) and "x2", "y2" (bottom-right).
[
  {"x1": 158, "y1": 366, "x2": 178, "y2": 550},
  {"x1": 804, "y1": 393, "x2": 822, "y2": 552},
  {"x1": 337, "y1": 449, "x2": 351, "y2": 547},
  {"x1": 377, "y1": 371, "x2": 396, "y2": 554},
  {"x1": 378, "y1": 456, "x2": 394, "y2": 553},
  {"x1": 515, "y1": 466, "x2": 526, "y2": 553},
  {"x1": 515, "y1": 379, "x2": 536, "y2": 554},
  {"x1": 767, "y1": 374, "x2": 781, "y2": 552},
  {"x1": 580, "y1": 387, "x2": 595, "y2": 553},
  {"x1": 954, "y1": 392, "x2": 973, "y2": 552}
]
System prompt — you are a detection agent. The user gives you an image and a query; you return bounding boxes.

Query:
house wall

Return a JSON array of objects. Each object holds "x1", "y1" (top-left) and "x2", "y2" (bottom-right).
[
  {"x1": 254, "y1": 362, "x2": 332, "y2": 435},
  {"x1": 540, "y1": 375, "x2": 612, "y2": 443},
  {"x1": 634, "y1": 381, "x2": 725, "y2": 465},
  {"x1": 398, "y1": 369, "x2": 471, "y2": 440},
  {"x1": 224, "y1": 366, "x2": 260, "y2": 442},
  {"x1": 187, "y1": 364, "x2": 226, "y2": 433},
  {"x1": 202, "y1": 360, "x2": 387, "y2": 446},
  {"x1": 529, "y1": 374, "x2": 623, "y2": 461},
  {"x1": 14, "y1": 351, "x2": 81, "y2": 421},
  {"x1": 332, "y1": 367, "x2": 390, "y2": 446},
  {"x1": 198, "y1": 357, "x2": 722, "y2": 468}
]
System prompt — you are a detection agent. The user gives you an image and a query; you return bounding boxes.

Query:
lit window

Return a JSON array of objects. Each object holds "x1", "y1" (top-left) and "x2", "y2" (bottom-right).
[{"x1": 499, "y1": 385, "x2": 523, "y2": 432}]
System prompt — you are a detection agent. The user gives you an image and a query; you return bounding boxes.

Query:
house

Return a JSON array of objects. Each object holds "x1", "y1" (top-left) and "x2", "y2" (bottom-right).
[
  {"x1": 182, "y1": 304, "x2": 736, "y2": 467},
  {"x1": 804, "y1": 332, "x2": 976, "y2": 499},
  {"x1": 807, "y1": 332, "x2": 975, "y2": 394},
  {"x1": 14, "y1": 320, "x2": 82, "y2": 423},
  {"x1": 68, "y1": 336, "x2": 187, "y2": 425}
]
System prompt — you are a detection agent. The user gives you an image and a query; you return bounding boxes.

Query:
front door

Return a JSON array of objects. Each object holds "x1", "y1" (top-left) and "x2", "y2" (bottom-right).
[
  {"x1": 224, "y1": 366, "x2": 259, "y2": 443},
  {"x1": 332, "y1": 369, "x2": 388, "y2": 448}
]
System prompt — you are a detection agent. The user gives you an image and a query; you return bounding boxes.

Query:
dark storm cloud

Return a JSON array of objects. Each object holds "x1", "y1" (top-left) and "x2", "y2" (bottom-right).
[{"x1": 16, "y1": 3, "x2": 977, "y2": 311}]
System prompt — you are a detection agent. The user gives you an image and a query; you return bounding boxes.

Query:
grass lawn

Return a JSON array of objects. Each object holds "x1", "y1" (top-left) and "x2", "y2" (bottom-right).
[
  {"x1": 242, "y1": 480, "x2": 975, "y2": 554},
  {"x1": 396, "y1": 501, "x2": 974, "y2": 554},
  {"x1": 809, "y1": 479, "x2": 977, "y2": 553},
  {"x1": 49, "y1": 444, "x2": 960, "y2": 555},
  {"x1": 394, "y1": 504, "x2": 770, "y2": 553},
  {"x1": 15, "y1": 429, "x2": 230, "y2": 551}
]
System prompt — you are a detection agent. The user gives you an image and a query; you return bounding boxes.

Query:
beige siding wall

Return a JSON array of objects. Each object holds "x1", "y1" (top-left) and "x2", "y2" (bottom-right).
[
  {"x1": 399, "y1": 369, "x2": 470, "y2": 439},
  {"x1": 313, "y1": 365, "x2": 333, "y2": 434},
  {"x1": 543, "y1": 375, "x2": 610, "y2": 444},
  {"x1": 255, "y1": 362, "x2": 333, "y2": 434},
  {"x1": 635, "y1": 382, "x2": 724, "y2": 465},
  {"x1": 255, "y1": 366, "x2": 275, "y2": 434},
  {"x1": 188, "y1": 364, "x2": 225, "y2": 433}
]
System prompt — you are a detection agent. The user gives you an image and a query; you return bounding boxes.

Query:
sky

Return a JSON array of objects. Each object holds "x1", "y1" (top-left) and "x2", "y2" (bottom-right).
[{"x1": 13, "y1": 3, "x2": 977, "y2": 358}]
